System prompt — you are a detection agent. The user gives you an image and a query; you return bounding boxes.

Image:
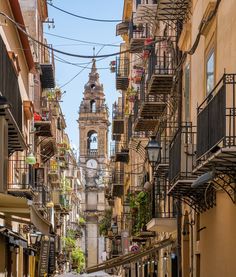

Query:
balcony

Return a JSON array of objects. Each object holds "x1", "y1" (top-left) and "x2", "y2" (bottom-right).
[
  {"x1": 194, "y1": 74, "x2": 236, "y2": 174},
  {"x1": 87, "y1": 149, "x2": 98, "y2": 157},
  {"x1": 153, "y1": 140, "x2": 170, "y2": 178},
  {"x1": 155, "y1": 0, "x2": 190, "y2": 22},
  {"x1": 147, "y1": 181, "x2": 176, "y2": 233},
  {"x1": 7, "y1": 159, "x2": 35, "y2": 200},
  {"x1": 40, "y1": 46, "x2": 55, "y2": 89},
  {"x1": 116, "y1": 57, "x2": 129, "y2": 90},
  {"x1": 129, "y1": 21, "x2": 150, "y2": 53},
  {"x1": 79, "y1": 106, "x2": 108, "y2": 121},
  {"x1": 116, "y1": 21, "x2": 129, "y2": 36},
  {"x1": 110, "y1": 142, "x2": 129, "y2": 163},
  {"x1": 133, "y1": 78, "x2": 167, "y2": 132},
  {"x1": 136, "y1": 3, "x2": 158, "y2": 25},
  {"x1": 52, "y1": 191, "x2": 63, "y2": 211},
  {"x1": 111, "y1": 172, "x2": 124, "y2": 197},
  {"x1": 48, "y1": 160, "x2": 60, "y2": 186},
  {"x1": 0, "y1": 36, "x2": 26, "y2": 155},
  {"x1": 34, "y1": 185, "x2": 50, "y2": 219},
  {"x1": 167, "y1": 124, "x2": 214, "y2": 212},
  {"x1": 147, "y1": 42, "x2": 175, "y2": 95},
  {"x1": 34, "y1": 112, "x2": 53, "y2": 137},
  {"x1": 112, "y1": 102, "x2": 124, "y2": 141},
  {"x1": 40, "y1": 137, "x2": 57, "y2": 163}
]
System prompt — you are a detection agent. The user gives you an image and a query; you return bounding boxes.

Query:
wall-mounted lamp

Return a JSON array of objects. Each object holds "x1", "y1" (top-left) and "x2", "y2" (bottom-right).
[
  {"x1": 25, "y1": 152, "x2": 36, "y2": 165},
  {"x1": 146, "y1": 136, "x2": 162, "y2": 168}
]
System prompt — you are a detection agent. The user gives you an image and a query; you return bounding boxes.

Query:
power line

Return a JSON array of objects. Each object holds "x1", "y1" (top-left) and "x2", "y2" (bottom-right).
[
  {"x1": 0, "y1": 11, "x2": 134, "y2": 58},
  {"x1": 44, "y1": 32, "x2": 121, "y2": 47},
  {"x1": 47, "y1": 1, "x2": 121, "y2": 23}
]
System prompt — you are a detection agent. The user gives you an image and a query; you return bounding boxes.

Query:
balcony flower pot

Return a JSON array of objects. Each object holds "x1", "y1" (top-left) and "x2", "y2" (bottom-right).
[
  {"x1": 110, "y1": 60, "x2": 116, "y2": 73},
  {"x1": 133, "y1": 75, "x2": 142, "y2": 84},
  {"x1": 126, "y1": 87, "x2": 137, "y2": 103}
]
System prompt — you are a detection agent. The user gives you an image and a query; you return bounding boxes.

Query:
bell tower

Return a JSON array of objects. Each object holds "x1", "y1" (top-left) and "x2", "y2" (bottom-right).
[{"x1": 78, "y1": 59, "x2": 109, "y2": 267}]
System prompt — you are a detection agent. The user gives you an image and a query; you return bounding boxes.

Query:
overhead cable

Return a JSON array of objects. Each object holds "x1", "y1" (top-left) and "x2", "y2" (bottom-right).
[
  {"x1": 44, "y1": 31, "x2": 120, "y2": 47},
  {"x1": 47, "y1": 1, "x2": 121, "y2": 23}
]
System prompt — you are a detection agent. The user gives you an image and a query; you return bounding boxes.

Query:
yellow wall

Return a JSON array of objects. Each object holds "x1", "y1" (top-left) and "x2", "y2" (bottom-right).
[
  {"x1": 182, "y1": 1, "x2": 236, "y2": 276},
  {"x1": 199, "y1": 193, "x2": 236, "y2": 276}
]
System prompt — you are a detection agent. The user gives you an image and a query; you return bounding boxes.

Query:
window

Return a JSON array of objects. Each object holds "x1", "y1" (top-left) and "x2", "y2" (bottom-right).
[
  {"x1": 87, "y1": 131, "x2": 98, "y2": 150},
  {"x1": 184, "y1": 64, "x2": 190, "y2": 121},
  {"x1": 90, "y1": 100, "x2": 96, "y2": 113},
  {"x1": 206, "y1": 50, "x2": 214, "y2": 95}
]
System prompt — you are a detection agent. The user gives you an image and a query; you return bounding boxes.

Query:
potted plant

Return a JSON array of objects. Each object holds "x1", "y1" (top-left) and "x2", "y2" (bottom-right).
[
  {"x1": 126, "y1": 87, "x2": 137, "y2": 103},
  {"x1": 71, "y1": 247, "x2": 85, "y2": 273},
  {"x1": 78, "y1": 217, "x2": 86, "y2": 227},
  {"x1": 110, "y1": 60, "x2": 116, "y2": 73}
]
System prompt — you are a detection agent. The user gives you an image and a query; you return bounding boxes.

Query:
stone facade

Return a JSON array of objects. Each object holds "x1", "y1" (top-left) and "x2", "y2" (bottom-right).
[{"x1": 78, "y1": 59, "x2": 109, "y2": 267}]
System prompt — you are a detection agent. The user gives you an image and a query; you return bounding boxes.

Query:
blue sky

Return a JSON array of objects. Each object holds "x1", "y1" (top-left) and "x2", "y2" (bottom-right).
[{"x1": 45, "y1": 0, "x2": 123, "y2": 150}]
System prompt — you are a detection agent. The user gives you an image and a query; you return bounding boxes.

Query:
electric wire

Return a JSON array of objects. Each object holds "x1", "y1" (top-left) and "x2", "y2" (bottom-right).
[
  {"x1": 47, "y1": 1, "x2": 121, "y2": 23},
  {"x1": 44, "y1": 32, "x2": 121, "y2": 47},
  {"x1": 0, "y1": 11, "x2": 166, "y2": 59}
]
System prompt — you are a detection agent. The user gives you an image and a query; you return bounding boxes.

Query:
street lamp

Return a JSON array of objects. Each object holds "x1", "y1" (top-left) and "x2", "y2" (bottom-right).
[
  {"x1": 29, "y1": 233, "x2": 38, "y2": 246},
  {"x1": 26, "y1": 152, "x2": 36, "y2": 165},
  {"x1": 145, "y1": 136, "x2": 162, "y2": 167},
  {"x1": 111, "y1": 223, "x2": 118, "y2": 236}
]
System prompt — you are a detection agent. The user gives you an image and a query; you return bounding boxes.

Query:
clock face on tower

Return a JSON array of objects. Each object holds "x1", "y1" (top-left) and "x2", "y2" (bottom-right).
[
  {"x1": 86, "y1": 159, "x2": 98, "y2": 178},
  {"x1": 86, "y1": 159, "x2": 98, "y2": 169}
]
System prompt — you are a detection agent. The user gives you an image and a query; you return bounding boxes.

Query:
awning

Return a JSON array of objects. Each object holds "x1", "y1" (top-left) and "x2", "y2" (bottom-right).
[
  {"x1": 0, "y1": 227, "x2": 27, "y2": 248},
  {"x1": 86, "y1": 238, "x2": 174, "y2": 273},
  {"x1": 0, "y1": 193, "x2": 51, "y2": 235}
]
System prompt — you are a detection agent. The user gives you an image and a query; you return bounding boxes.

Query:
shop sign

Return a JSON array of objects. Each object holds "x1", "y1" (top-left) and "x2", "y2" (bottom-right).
[
  {"x1": 38, "y1": 236, "x2": 50, "y2": 277},
  {"x1": 48, "y1": 236, "x2": 56, "y2": 275}
]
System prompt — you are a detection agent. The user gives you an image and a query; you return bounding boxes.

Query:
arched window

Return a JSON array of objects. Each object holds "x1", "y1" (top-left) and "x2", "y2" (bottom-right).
[
  {"x1": 90, "y1": 100, "x2": 96, "y2": 113},
  {"x1": 87, "y1": 130, "x2": 98, "y2": 151}
]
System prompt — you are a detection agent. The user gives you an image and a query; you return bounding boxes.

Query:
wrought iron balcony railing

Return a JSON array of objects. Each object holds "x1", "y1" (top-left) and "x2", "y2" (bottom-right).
[
  {"x1": 40, "y1": 45, "x2": 55, "y2": 89},
  {"x1": 147, "y1": 39, "x2": 175, "y2": 94},
  {"x1": 169, "y1": 123, "x2": 196, "y2": 185},
  {"x1": 110, "y1": 141, "x2": 129, "y2": 163},
  {"x1": 87, "y1": 149, "x2": 98, "y2": 157},
  {"x1": 155, "y1": 0, "x2": 190, "y2": 22},
  {"x1": 129, "y1": 19, "x2": 151, "y2": 53},
  {"x1": 112, "y1": 102, "x2": 124, "y2": 140},
  {"x1": 116, "y1": 57, "x2": 129, "y2": 90},
  {"x1": 196, "y1": 74, "x2": 236, "y2": 168},
  {"x1": 133, "y1": 77, "x2": 168, "y2": 132},
  {"x1": 0, "y1": 36, "x2": 25, "y2": 154},
  {"x1": 7, "y1": 159, "x2": 36, "y2": 200}
]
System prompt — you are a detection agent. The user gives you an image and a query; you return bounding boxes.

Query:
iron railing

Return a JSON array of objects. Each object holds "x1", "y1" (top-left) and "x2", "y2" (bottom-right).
[
  {"x1": 112, "y1": 102, "x2": 124, "y2": 120},
  {"x1": 169, "y1": 123, "x2": 196, "y2": 184},
  {"x1": 196, "y1": 74, "x2": 236, "y2": 159},
  {"x1": 87, "y1": 149, "x2": 98, "y2": 157},
  {"x1": 149, "y1": 180, "x2": 176, "y2": 220},
  {"x1": 148, "y1": 55, "x2": 174, "y2": 77},
  {"x1": 0, "y1": 36, "x2": 22, "y2": 131},
  {"x1": 129, "y1": 19, "x2": 150, "y2": 40},
  {"x1": 116, "y1": 57, "x2": 129, "y2": 79},
  {"x1": 7, "y1": 159, "x2": 35, "y2": 189}
]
